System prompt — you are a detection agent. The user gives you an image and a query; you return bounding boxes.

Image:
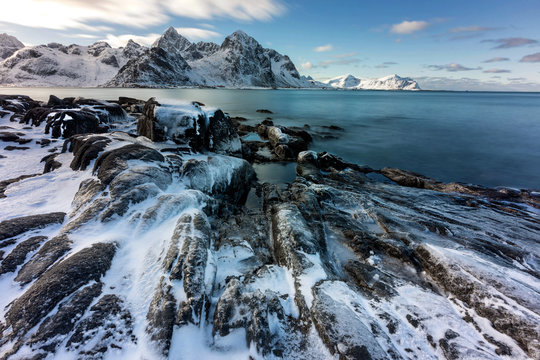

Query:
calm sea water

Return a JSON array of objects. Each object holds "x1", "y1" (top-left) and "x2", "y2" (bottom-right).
[{"x1": 1, "y1": 87, "x2": 539, "y2": 189}]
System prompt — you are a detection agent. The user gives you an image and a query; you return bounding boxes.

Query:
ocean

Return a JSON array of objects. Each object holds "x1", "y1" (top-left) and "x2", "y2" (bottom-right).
[{"x1": 1, "y1": 87, "x2": 539, "y2": 189}]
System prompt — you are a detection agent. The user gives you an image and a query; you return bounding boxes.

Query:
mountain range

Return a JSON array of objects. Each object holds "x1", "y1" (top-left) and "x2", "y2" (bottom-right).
[{"x1": 0, "y1": 28, "x2": 420, "y2": 90}]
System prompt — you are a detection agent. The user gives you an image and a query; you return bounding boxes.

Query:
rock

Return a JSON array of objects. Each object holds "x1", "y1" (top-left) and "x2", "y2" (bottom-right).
[
  {"x1": 296, "y1": 150, "x2": 319, "y2": 177},
  {"x1": 3, "y1": 243, "x2": 116, "y2": 340},
  {"x1": 256, "y1": 109, "x2": 273, "y2": 114},
  {"x1": 15, "y1": 234, "x2": 72, "y2": 285},
  {"x1": 173, "y1": 210, "x2": 212, "y2": 325},
  {"x1": 0, "y1": 212, "x2": 65, "y2": 241},
  {"x1": 93, "y1": 143, "x2": 164, "y2": 185},
  {"x1": 311, "y1": 281, "x2": 401, "y2": 360},
  {"x1": 66, "y1": 134, "x2": 112, "y2": 171},
  {"x1": 0, "y1": 236, "x2": 47, "y2": 274},
  {"x1": 4, "y1": 145, "x2": 30, "y2": 151},
  {"x1": 146, "y1": 278, "x2": 176, "y2": 356},
  {"x1": 206, "y1": 109, "x2": 242, "y2": 156},
  {"x1": 44, "y1": 110, "x2": 101, "y2": 138},
  {"x1": 267, "y1": 126, "x2": 289, "y2": 148},
  {"x1": 30, "y1": 283, "x2": 104, "y2": 351},
  {"x1": 67, "y1": 294, "x2": 136, "y2": 355},
  {"x1": 41, "y1": 153, "x2": 62, "y2": 173}
]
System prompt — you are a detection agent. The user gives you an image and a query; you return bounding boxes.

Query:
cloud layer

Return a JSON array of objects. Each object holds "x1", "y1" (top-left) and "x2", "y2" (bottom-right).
[
  {"x1": 427, "y1": 63, "x2": 481, "y2": 72},
  {"x1": 0, "y1": 0, "x2": 285, "y2": 30},
  {"x1": 483, "y1": 37, "x2": 538, "y2": 49},
  {"x1": 103, "y1": 27, "x2": 221, "y2": 47},
  {"x1": 520, "y1": 52, "x2": 540, "y2": 63}
]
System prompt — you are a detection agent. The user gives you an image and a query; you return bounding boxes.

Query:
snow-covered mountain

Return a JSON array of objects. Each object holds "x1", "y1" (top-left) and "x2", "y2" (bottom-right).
[
  {"x1": 0, "y1": 40, "x2": 144, "y2": 87},
  {"x1": 108, "y1": 28, "x2": 315, "y2": 88},
  {"x1": 324, "y1": 74, "x2": 420, "y2": 90},
  {"x1": 0, "y1": 33, "x2": 24, "y2": 60},
  {"x1": 0, "y1": 28, "x2": 420, "y2": 89}
]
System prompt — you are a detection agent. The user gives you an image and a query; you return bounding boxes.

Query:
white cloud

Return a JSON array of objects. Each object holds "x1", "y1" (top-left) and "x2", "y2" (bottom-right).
[
  {"x1": 314, "y1": 44, "x2": 333, "y2": 52},
  {"x1": 103, "y1": 33, "x2": 161, "y2": 47},
  {"x1": 0, "y1": 0, "x2": 285, "y2": 31},
  {"x1": 390, "y1": 20, "x2": 429, "y2": 35},
  {"x1": 166, "y1": 0, "x2": 285, "y2": 21},
  {"x1": 175, "y1": 27, "x2": 221, "y2": 40},
  {"x1": 103, "y1": 27, "x2": 221, "y2": 47},
  {"x1": 301, "y1": 62, "x2": 313, "y2": 70}
]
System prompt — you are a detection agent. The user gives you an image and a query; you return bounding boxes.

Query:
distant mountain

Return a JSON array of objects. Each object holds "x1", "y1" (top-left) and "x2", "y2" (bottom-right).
[
  {"x1": 0, "y1": 29, "x2": 420, "y2": 90},
  {"x1": 324, "y1": 74, "x2": 420, "y2": 90},
  {"x1": 0, "y1": 40, "x2": 143, "y2": 87},
  {"x1": 0, "y1": 33, "x2": 24, "y2": 60}
]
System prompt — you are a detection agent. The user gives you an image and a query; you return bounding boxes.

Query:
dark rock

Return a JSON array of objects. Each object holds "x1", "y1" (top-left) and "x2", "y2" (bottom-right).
[
  {"x1": 93, "y1": 143, "x2": 164, "y2": 185},
  {"x1": 256, "y1": 109, "x2": 273, "y2": 114},
  {"x1": 66, "y1": 135, "x2": 112, "y2": 171},
  {"x1": 67, "y1": 294, "x2": 136, "y2": 354},
  {"x1": 4, "y1": 242, "x2": 116, "y2": 339},
  {"x1": 4, "y1": 145, "x2": 30, "y2": 151},
  {"x1": 41, "y1": 153, "x2": 62, "y2": 173},
  {"x1": 146, "y1": 278, "x2": 177, "y2": 356},
  {"x1": 0, "y1": 212, "x2": 65, "y2": 241},
  {"x1": 15, "y1": 234, "x2": 72, "y2": 285},
  {"x1": 30, "y1": 283, "x2": 104, "y2": 351},
  {"x1": 0, "y1": 236, "x2": 47, "y2": 274},
  {"x1": 206, "y1": 109, "x2": 242, "y2": 156}
]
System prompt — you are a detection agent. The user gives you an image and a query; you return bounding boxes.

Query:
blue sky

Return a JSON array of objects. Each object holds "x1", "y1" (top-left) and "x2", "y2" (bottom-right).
[{"x1": 1, "y1": 0, "x2": 539, "y2": 90}]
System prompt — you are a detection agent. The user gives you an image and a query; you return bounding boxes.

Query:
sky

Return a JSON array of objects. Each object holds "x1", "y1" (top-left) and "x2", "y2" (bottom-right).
[{"x1": 1, "y1": 0, "x2": 539, "y2": 91}]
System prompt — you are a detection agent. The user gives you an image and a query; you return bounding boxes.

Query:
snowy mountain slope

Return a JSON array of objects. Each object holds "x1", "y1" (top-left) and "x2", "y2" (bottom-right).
[
  {"x1": 0, "y1": 41, "x2": 141, "y2": 87},
  {"x1": 0, "y1": 33, "x2": 24, "y2": 60},
  {"x1": 109, "y1": 28, "x2": 315, "y2": 88},
  {"x1": 325, "y1": 74, "x2": 420, "y2": 90}
]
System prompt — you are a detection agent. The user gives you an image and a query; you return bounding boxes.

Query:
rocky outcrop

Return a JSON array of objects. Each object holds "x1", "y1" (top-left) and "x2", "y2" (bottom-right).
[
  {"x1": 1, "y1": 94, "x2": 538, "y2": 360},
  {"x1": 137, "y1": 98, "x2": 242, "y2": 156},
  {"x1": 0, "y1": 212, "x2": 65, "y2": 242}
]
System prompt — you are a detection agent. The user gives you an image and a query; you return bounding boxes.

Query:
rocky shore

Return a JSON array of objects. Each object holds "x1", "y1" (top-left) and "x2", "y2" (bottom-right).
[{"x1": 0, "y1": 94, "x2": 538, "y2": 360}]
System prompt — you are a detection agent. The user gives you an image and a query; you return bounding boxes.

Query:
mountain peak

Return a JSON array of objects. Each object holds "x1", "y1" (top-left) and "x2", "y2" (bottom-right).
[
  {"x1": 153, "y1": 26, "x2": 191, "y2": 52},
  {"x1": 0, "y1": 33, "x2": 24, "y2": 49},
  {"x1": 221, "y1": 30, "x2": 259, "y2": 51}
]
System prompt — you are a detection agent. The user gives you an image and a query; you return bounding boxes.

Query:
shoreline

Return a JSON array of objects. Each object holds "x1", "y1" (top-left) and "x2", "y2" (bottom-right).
[{"x1": 0, "y1": 93, "x2": 539, "y2": 358}]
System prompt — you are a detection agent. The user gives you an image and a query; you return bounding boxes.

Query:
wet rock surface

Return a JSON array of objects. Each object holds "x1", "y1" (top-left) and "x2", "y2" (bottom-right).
[{"x1": 0, "y1": 94, "x2": 539, "y2": 360}]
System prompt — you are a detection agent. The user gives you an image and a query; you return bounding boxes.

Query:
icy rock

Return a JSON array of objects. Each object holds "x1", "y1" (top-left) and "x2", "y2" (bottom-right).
[
  {"x1": 67, "y1": 294, "x2": 136, "y2": 356},
  {"x1": 206, "y1": 109, "x2": 242, "y2": 156},
  {"x1": 311, "y1": 281, "x2": 401, "y2": 360},
  {"x1": 174, "y1": 210, "x2": 212, "y2": 325},
  {"x1": 2, "y1": 242, "x2": 116, "y2": 341},
  {"x1": 93, "y1": 143, "x2": 165, "y2": 185},
  {"x1": 66, "y1": 134, "x2": 112, "y2": 171},
  {"x1": 0, "y1": 212, "x2": 65, "y2": 241},
  {"x1": 180, "y1": 156, "x2": 255, "y2": 203},
  {"x1": 296, "y1": 150, "x2": 319, "y2": 177},
  {"x1": 0, "y1": 236, "x2": 47, "y2": 275},
  {"x1": 29, "y1": 283, "x2": 104, "y2": 351},
  {"x1": 15, "y1": 234, "x2": 72, "y2": 284},
  {"x1": 213, "y1": 270, "x2": 299, "y2": 357}
]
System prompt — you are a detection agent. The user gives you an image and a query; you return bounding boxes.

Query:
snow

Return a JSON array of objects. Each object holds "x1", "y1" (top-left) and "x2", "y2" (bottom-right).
[{"x1": 324, "y1": 74, "x2": 421, "y2": 90}]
